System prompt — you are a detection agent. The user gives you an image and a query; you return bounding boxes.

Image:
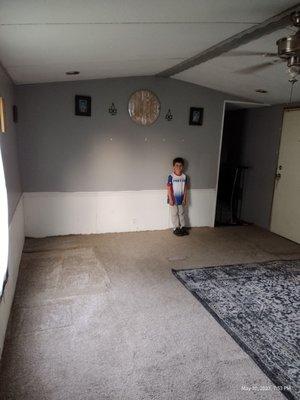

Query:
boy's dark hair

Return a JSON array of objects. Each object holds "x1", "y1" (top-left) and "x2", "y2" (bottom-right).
[{"x1": 173, "y1": 157, "x2": 184, "y2": 166}]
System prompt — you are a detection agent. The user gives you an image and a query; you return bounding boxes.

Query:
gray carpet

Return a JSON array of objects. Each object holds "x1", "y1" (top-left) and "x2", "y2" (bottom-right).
[
  {"x1": 1, "y1": 227, "x2": 300, "y2": 399},
  {"x1": 173, "y1": 259, "x2": 300, "y2": 400}
]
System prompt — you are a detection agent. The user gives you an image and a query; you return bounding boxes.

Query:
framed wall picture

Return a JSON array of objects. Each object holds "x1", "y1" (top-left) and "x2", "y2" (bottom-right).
[
  {"x1": 75, "y1": 95, "x2": 91, "y2": 116},
  {"x1": 189, "y1": 107, "x2": 203, "y2": 126},
  {"x1": 0, "y1": 97, "x2": 6, "y2": 133}
]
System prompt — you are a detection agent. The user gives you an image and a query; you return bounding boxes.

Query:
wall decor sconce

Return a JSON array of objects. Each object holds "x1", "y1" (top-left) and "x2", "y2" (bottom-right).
[
  {"x1": 165, "y1": 109, "x2": 173, "y2": 121},
  {"x1": 0, "y1": 97, "x2": 6, "y2": 133},
  {"x1": 108, "y1": 103, "x2": 117, "y2": 116}
]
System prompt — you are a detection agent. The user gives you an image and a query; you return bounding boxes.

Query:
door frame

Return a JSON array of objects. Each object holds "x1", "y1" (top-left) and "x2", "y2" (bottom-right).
[{"x1": 213, "y1": 100, "x2": 268, "y2": 227}]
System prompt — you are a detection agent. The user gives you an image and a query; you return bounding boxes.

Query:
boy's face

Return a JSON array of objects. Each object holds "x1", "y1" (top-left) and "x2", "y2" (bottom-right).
[{"x1": 173, "y1": 162, "x2": 183, "y2": 175}]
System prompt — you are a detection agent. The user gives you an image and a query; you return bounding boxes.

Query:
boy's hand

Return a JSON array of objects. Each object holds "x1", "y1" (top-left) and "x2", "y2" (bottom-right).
[{"x1": 169, "y1": 199, "x2": 174, "y2": 206}]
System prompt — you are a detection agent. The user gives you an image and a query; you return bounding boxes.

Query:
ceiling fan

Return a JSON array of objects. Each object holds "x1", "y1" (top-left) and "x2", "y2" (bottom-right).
[{"x1": 233, "y1": 11, "x2": 300, "y2": 77}]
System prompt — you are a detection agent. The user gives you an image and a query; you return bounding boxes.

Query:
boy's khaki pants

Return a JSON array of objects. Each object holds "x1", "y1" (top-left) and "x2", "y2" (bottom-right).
[{"x1": 170, "y1": 205, "x2": 185, "y2": 228}]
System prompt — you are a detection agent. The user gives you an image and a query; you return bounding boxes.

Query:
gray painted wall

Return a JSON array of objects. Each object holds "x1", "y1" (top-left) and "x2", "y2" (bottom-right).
[
  {"x1": 0, "y1": 64, "x2": 22, "y2": 222},
  {"x1": 240, "y1": 105, "x2": 283, "y2": 229},
  {"x1": 16, "y1": 76, "x2": 240, "y2": 192}
]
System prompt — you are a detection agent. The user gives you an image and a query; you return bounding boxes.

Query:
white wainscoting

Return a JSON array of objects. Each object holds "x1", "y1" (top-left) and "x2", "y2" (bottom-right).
[
  {"x1": 24, "y1": 189, "x2": 216, "y2": 237},
  {"x1": 0, "y1": 196, "x2": 25, "y2": 357}
]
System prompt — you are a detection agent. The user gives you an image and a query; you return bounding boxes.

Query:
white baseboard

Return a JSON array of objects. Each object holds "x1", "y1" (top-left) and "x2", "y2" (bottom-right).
[
  {"x1": 24, "y1": 189, "x2": 216, "y2": 237},
  {"x1": 0, "y1": 196, "x2": 25, "y2": 357}
]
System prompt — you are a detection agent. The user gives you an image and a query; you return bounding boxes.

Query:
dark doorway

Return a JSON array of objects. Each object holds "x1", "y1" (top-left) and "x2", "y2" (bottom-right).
[{"x1": 215, "y1": 106, "x2": 250, "y2": 226}]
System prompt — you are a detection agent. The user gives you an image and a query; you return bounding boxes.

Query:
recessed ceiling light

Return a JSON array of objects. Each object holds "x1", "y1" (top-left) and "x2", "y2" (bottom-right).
[
  {"x1": 255, "y1": 89, "x2": 268, "y2": 93},
  {"x1": 65, "y1": 71, "x2": 80, "y2": 75}
]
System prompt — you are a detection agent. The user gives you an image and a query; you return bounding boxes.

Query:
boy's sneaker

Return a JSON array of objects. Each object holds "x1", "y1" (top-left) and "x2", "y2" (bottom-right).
[
  {"x1": 180, "y1": 227, "x2": 189, "y2": 235},
  {"x1": 173, "y1": 227, "x2": 183, "y2": 236}
]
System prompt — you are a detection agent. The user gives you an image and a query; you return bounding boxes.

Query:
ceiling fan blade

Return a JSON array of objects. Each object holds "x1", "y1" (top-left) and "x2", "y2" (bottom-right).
[
  {"x1": 235, "y1": 60, "x2": 283, "y2": 74},
  {"x1": 225, "y1": 50, "x2": 278, "y2": 57},
  {"x1": 263, "y1": 52, "x2": 279, "y2": 58}
]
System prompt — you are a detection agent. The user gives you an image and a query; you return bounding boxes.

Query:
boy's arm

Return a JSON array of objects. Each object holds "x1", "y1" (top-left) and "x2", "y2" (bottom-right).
[
  {"x1": 167, "y1": 175, "x2": 174, "y2": 206},
  {"x1": 167, "y1": 186, "x2": 174, "y2": 206},
  {"x1": 183, "y1": 178, "x2": 189, "y2": 206}
]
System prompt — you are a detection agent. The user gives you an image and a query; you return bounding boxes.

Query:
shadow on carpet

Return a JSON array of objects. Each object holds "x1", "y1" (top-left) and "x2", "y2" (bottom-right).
[{"x1": 173, "y1": 259, "x2": 300, "y2": 400}]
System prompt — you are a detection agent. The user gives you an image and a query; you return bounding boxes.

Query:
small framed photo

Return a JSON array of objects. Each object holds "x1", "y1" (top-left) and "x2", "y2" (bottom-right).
[
  {"x1": 189, "y1": 107, "x2": 203, "y2": 126},
  {"x1": 0, "y1": 97, "x2": 6, "y2": 133},
  {"x1": 75, "y1": 95, "x2": 91, "y2": 116}
]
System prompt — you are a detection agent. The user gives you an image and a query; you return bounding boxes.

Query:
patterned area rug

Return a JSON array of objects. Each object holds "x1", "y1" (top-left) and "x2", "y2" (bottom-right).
[{"x1": 173, "y1": 260, "x2": 300, "y2": 400}]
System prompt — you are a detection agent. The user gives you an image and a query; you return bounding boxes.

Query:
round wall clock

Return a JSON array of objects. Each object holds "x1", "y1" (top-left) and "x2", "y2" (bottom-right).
[{"x1": 128, "y1": 90, "x2": 160, "y2": 126}]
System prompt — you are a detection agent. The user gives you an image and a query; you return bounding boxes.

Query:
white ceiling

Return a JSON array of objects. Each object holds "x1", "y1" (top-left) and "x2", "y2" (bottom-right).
[
  {"x1": 174, "y1": 27, "x2": 300, "y2": 104},
  {"x1": 0, "y1": 0, "x2": 299, "y2": 104}
]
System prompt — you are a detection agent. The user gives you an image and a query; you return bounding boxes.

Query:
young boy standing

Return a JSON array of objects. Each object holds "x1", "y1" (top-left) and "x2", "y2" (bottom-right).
[{"x1": 167, "y1": 157, "x2": 189, "y2": 236}]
